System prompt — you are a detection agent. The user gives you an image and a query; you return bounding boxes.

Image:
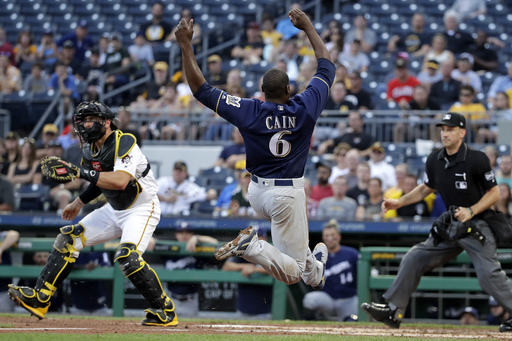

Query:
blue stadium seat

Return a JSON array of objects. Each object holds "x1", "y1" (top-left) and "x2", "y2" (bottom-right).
[
  {"x1": 15, "y1": 184, "x2": 51, "y2": 212},
  {"x1": 192, "y1": 200, "x2": 217, "y2": 215},
  {"x1": 199, "y1": 166, "x2": 234, "y2": 178},
  {"x1": 341, "y1": 3, "x2": 368, "y2": 16}
]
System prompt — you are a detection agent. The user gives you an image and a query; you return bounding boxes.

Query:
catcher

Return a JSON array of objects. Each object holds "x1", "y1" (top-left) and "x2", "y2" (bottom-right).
[{"x1": 8, "y1": 101, "x2": 178, "y2": 326}]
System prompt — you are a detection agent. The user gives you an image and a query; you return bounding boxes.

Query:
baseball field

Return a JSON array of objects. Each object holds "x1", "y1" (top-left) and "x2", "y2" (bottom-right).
[{"x1": 0, "y1": 313, "x2": 510, "y2": 340}]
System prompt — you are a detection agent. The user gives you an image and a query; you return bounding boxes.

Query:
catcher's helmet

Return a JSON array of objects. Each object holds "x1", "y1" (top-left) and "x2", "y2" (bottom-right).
[{"x1": 73, "y1": 101, "x2": 117, "y2": 143}]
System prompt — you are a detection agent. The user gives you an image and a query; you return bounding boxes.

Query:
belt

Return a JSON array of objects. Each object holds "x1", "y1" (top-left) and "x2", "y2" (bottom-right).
[
  {"x1": 142, "y1": 163, "x2": 151, "y2": 178},
  {"x1": 251, "y1": 174, "x2": 294, "y2": 186}
]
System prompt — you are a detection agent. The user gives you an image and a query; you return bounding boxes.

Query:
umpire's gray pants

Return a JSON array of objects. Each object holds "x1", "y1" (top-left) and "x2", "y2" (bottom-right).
[{"x1": 383, "y1": 219, "x2": 512, "y2": 315}]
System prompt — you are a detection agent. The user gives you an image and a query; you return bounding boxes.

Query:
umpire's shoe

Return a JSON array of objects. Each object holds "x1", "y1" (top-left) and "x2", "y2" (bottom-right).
[
  {"x1": 311, "y1": 242, "x2": 328, "y2": 291},
  {"x1": 215, "y1": 226, "x2": 258, "y2": 261},
  {"x1": 361, "y1": 302, "x2": 402, "y2": 329},
  {"x1": 8, "y1": 284, "x2": 50, "y2": 320},
  {"x1": 499, "y1": 318, "x2": 512, "y2": 332}
]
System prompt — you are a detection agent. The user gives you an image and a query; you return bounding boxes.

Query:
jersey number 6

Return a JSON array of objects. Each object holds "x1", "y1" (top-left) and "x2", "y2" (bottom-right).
[{"x1": 269, "y1": 130, "x2": 292, "y2": 157}]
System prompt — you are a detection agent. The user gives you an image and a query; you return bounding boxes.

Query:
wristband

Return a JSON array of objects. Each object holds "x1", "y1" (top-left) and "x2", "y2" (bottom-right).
[
  {"x1": 468, "y1": 207, "x2": 474, "y2": 218},
  {"x1": 79, "y1": 168, "x2": 100, "y2": 185}
]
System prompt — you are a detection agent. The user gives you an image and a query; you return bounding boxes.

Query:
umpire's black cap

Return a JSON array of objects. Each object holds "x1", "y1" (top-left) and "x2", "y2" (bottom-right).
[{"x1": 436, "y1": 112, "x2": 466, "y2": 129}]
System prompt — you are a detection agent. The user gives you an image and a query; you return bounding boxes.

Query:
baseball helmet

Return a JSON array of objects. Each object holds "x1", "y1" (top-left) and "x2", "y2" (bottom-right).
[{"x1": 73, "y1": 101, "x2": 117, "y2": 143}]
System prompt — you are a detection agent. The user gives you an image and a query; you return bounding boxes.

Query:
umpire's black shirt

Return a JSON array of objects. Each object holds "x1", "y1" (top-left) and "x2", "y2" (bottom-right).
[{"x1": 424, "y1": 143, "x2": 497, "y2": 215}]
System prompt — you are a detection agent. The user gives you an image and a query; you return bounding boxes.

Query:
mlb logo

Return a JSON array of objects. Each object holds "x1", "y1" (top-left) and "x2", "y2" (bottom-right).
[
  {"x1": 443, "y1": 114, "x2": 451, "y2": 120},
  {"x1": 92, "y1": 161, "x2": 102, "y2": 171},
  {"x1": 485, "y1": 171, "x2": 495, "y2": 181},
  {"x1": 455, "y1": 181, "x2": 467, "y2": 189}
]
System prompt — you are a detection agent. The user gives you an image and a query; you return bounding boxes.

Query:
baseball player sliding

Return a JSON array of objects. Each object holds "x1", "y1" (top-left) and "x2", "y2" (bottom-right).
[
  {"x1": 8, "y1": 101, "x2": 178, "y2": 326},
  {"x1": 175, "y1": 8, "x2": 335, "y2": 288}
]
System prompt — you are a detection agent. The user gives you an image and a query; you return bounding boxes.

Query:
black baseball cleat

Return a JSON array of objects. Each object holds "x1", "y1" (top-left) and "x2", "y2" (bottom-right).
[
  {"x1": 361, "y1": 302, "x2": 402, "y2": 329},
  {"x1": 311, "y1": 242, "x2": 328, "y2": 291},
  {"x1": 499, "y1": 318, "x2": 512, "y2": 332},
  {"x1": 141, "y1": 308, "x2": 178, "y2": 327},
  {"x1": 8, "y1": 284, "x2": 50, "y2": 320}
]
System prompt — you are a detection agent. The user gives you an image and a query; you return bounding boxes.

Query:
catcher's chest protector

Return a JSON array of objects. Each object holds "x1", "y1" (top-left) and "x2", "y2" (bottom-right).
[{"x1": 81, "y1": 130, "x2": 141, "y2": 210}]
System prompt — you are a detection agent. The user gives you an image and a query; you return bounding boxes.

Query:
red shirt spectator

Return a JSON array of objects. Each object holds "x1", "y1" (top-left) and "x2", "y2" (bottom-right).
[
  {"x1": 310, "y1": 162, "x2": 334, "y2": 202},
  {"x1": 0, "y1": 28, "x2": 15, "y2": 66},
  {"x1": 387, "y1": 59, "x2": 421, "y2": 109}
]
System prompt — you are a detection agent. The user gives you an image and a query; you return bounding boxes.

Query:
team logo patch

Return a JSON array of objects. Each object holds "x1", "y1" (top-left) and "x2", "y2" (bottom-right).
[
  {"x1": 122, "y1": 155, "x2": 131, "y2": 165},
  {"x1": 92, "y1": 161, "x2": 102, "y2": 171},
  {"x1": 455, "y1": 181, "x2": 467, "y2": 189},
  {"x1": 485, "y1": 171, "x2": 495, "y2": 182},
  {"x1": 278, "y1": 105, "x2": 284, "y2": 111},
  {"x1": 56, "y1": 168, "x2": 67, "y2": 175},
  {"x1": 443, "y1": 114, "x2": 451, "y2": 120},
  {"x1": 226, "y1": 95, "x2": 241, "y2": 108}
]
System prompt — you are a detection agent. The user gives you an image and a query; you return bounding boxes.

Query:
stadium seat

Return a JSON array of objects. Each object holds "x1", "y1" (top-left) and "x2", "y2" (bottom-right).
[
  {"x1": 15, "y1": 184, "x2": 51, "y2": 212},
  {"x1": 192, "y1": 200, "x2": 217, "y2": 215},
  {"x1": 199, "y1": 166, "x2": 234, "y2": 178}
]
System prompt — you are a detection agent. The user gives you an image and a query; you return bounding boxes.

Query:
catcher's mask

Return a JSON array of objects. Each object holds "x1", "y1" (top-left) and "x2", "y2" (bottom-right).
[{"x1": 73, "y1": 101, "x2": 117, "y2": 144}]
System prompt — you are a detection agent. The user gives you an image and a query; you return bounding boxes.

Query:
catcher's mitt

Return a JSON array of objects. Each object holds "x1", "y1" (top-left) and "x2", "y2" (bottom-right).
[{"x1": 41, "y1": 156, "x2": 79, "y2": 183}]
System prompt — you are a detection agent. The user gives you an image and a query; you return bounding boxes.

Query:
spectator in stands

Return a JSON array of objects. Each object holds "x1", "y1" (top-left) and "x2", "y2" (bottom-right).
[
  {"x1": 213, "y1": 126, "x2": 246, "y2": 169},
  {"x1": 205, "y1": 54, "x2": 227, "y2": 88},
  {"x1": 417, "y1": 60, "x2": 442, "y2": 87},
  {"x1": 214, "y1": 159, "x2": 244, "y2": 216},
  {"x1": 429, "y1": 61, "x2": 462, "y2": 109},
  {"x1": 0, "y1": 27, "x2": 15, "y2": 65},
  {"x1": 451, "y1": 53, "x2": 482, "y2": 93},
  {"x1": 477, "y1": 92, "x2": 512, "y2": 143},
  {"x1": 488, "y1": 296, "x2": 511, "y2": 326},
  {"x1": 339, "y1": 39, "x2": 369, "y2": 73},
  {"x1": 117, "y1": 106, "x2": 142, "y2": 147},
  {"x1": 36, "y1": 29, "x2": 58, "y2": 71},
  {"x1": 445, "y1": 0, "x2": 486, "y2": 23},
  {"x1": 423, "y1": 34, "x2": 454, "y2": 74},
  {"x1": 163, "y1": 223, "x2": 218, "y2": 317},
  {"x1": 0, "y1": 230, "x2": 20, "y2": 312},
  {"x1": 98, "y1": 33, "x2": 109, "y2": 65},
  {"x1": 128, "y1": 32, "x2": 155, "y2": 68},
  {"x1": 275, "y1": 3, "x2": 301, "y2": 40},
  {"x1": 318, "y1": 176, "x2": 357, "y2": 220},
  {"x1": 396, "y1": 174, "x2": 430, "y2": 219},
  {"x1": 329, "y1": 143, "x2": 351, "y2": 183},
  {"x1": 6, "y1": 137, "x2": 41, "y2": 186},
  {"x1": 344, "y1": 149, "x2": 360, "y2": 190},
  {"x1": 468, "y1": 30, "x2": 499, "y2": 72},
  {"x1": 387, "y1": 14, "x2": 431, "y2": 57},
  {"x1": 157, "y1": 161, "x2": 208, "y2": 216},
  {"x1": 261, "y1": 13, "x2": 283, "y2": 61},
  {"x1": 460, "y1": 306, "x2": 480, "y2": 325},
  {"x1": 78, "y1": 47, "x2": 103, "y2": 102},
  {"x1": 318, "y1": 111, "x2": 374, "y2": 156},
  {"x1": 232, "y1": 21, "x2": 264, "y2": 66},
  {"x1": 204, "y1": 85, "x2": 243, "y2": 141},
  {"x1": 229, "y1": 168, "x2": 257, "y2": 217},
  {"x1": 303, "y1": 219, "x2": 359, "y2": 321},
  {"x1": 345, "y1": 15, "x2": 376, "y2": 54},
  {"x1": 347, "y1": 71, "x2": 373, "y2": 110},
  {"x1": 387, "y1": 58, "x2": 421, "y2": 110},
  {"x1": 103, "y1": 32, "x2": 131, "y2": 104},
  {"x1": 311, "y1": 161, "x2": 334, "y2": 203},
  {"x1": 334, "y1": 61, "x2": 351, "y2": 90},
  {"x1": 356, "y1": 177, "x2": 383, "y2": 221},
  {"x1": 484, "y1": 146, "x2": 500, "y2": 173},
  {"x1": 448, "y1": 84, "x2": 487, "y2": 123},
  {"x1": 56, "y1": 19, "x2": 94, "y2": 62},
  {"x1": 132, "y1": 61, "x2": 169, "y2": 110},
  {"x1": 1, "y1": 131, "x2": 20, "y2": 176},
  {"x1": 274, "y1": 39, "x2": 304, "y2": 82},
  {"x1": 487, "y1": 63, "x2": 512, "y2": 109},
  {"x1": 495, "y1": 183, "x2": 511, "y2": 217},
  {"x1": 496, "y1": 156, "x2": 512, "y2": 188},
  {"x1": 23, "y1": 62, "x2": 48, "y2": 95},
  {"x1": 14, "y1": 31, "x2": 37, "y2": 69},
  {"x1": 49, "y1": 61, "x2": 80, "y2": 118},
  {"x1": 394, "y1": 84, "x2": 441, "y2": 143},
  {"x1": 61, "y1": 129, "x2": 81, "y2": 165},
  {"x1": 141, "y1": 1, "x2": 173, "y2": 43},
  {"x1": 223, "y1": 227, "x2": 272, "y2": 319},
  {"x1": 52, "y1": 39, "x2": 81, "y2": 77},
  {"x1": 0, "y1": 55, "x2": 21, "y2": 94},
  {"x1": 442, "y1": 13, "x2": 474, "y2": 55},
  {"x1": 383, "y1": 163, "x2": 409, "y2": 219},
  {"x1": 169, "y1": 8, "x2": 202, "y2": 47},
  {"x1": 0, "y1": 172, "x2": 14, "y2": 211},
  {"x1": 324, "y1": 81, "x2": 356, "y2": 113},
  {"x1": 347, "y1": 162, "x2": 371, "y2": 205},
  {"x1": 35, "y1": 123, "x2": 59, "y2": 159},
  {"x1": 143, "y1": 82, "x2": 183, "y2": 140},
  {"x1": 69, "y1": 251, "x2": 111, "y2": 315},
  {"x1": 368, "y1": 142, "x2": 397, "y2": 191},
  {"x1": 304, "y1": 178, "x2": 318, "y2": 218}
]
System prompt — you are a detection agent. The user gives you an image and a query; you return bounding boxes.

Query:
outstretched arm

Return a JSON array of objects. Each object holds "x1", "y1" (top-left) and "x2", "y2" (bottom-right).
[
  {"x1": 175, "y1": 19, "x2": 206, "y2": 94},
  {"x1": 288, "y1": 8, "x2": 329, "y2": 61}
]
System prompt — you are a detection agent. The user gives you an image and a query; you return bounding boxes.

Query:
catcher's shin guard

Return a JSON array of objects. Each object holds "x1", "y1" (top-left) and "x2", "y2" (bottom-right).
[
  {"x1": 114, "y1": 243, "x2": 178, "y2": 326},
  {"x1": 9, "y1": 224, "x2": 83, "y2": 319}
]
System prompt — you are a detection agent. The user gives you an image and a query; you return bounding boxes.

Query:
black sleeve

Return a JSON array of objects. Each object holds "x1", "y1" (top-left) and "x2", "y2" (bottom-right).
[
  {"x1": 473, "y1": 151, "x2": 497, "y2": 191},
  {"x1": 79, "y1": 183, "x2": 102, "y2": 204},
  {"x1": 424, "y1": 152, "x2": 436, "y2": 190}
]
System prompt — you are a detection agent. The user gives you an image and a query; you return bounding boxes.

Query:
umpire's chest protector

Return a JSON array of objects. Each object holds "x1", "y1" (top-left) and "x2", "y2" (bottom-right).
[{"x1": 81, "y1": 130, "x2": 141, "y2": 210}]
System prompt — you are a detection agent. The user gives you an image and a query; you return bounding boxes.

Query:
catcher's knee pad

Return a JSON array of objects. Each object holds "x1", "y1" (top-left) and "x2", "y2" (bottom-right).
[
  {"x1": 54, "y1": 223, "x2": 86, "y2": 254},
  {"x1": 114, "y1": 243, "x2": 174, "y2": 311}
]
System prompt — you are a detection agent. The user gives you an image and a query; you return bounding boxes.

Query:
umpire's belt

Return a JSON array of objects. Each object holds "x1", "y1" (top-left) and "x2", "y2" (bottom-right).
[{"x1": 251, "y1": 174, "x2": 302, "y2": 187}]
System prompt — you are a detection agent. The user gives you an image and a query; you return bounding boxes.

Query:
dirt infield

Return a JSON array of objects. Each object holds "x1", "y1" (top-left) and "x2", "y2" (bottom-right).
[{"x1": 0, "y1": 315, "x2": 511, "y2": 339}]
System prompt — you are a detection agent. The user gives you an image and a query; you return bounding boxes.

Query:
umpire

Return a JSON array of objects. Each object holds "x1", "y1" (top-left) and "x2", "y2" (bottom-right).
[{"x1": 361, "y1": 112, "x2": 512, "y2": 333}]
